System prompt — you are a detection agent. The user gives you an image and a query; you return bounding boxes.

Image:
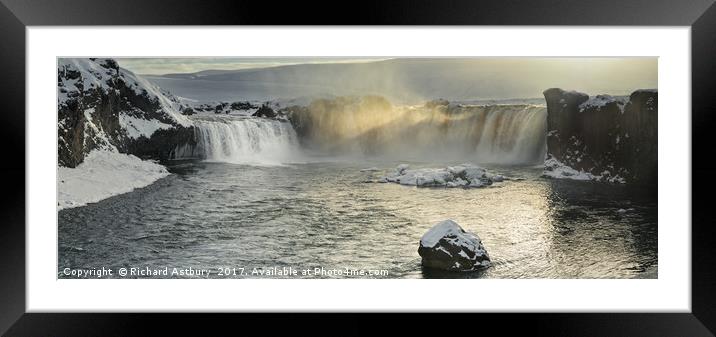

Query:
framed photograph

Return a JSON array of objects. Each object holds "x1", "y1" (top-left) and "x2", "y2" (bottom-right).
[{"x1": 2, "y1": 0, "x2": 715, "y2": 334}]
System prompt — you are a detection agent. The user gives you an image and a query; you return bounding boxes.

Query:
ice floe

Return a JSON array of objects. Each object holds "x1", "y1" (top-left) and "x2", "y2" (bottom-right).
[{"x1": 379, "y1": 164, "x2": 505, "y2": 188}]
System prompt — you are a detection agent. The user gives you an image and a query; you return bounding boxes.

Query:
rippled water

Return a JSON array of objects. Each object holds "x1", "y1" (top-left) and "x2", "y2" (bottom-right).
[{"x1": 58, "y1": 160, "x2": 657, "y2": 279}]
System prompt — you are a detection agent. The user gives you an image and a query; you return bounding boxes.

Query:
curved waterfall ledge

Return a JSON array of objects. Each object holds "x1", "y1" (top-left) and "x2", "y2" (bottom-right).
[{"x1": 286, "y1": 96, "x2": 547, "y2": 164}]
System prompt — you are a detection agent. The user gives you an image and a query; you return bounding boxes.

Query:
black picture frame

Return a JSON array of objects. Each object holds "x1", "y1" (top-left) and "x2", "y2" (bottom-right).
[{"x1": 1, "y1": 0, "x2": 714, "y2": 335}]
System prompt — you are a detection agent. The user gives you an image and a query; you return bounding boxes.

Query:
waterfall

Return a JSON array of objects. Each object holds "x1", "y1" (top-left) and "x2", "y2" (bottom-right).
[
  {"x1": 175, "y1": 99, "x2": 547, "y2": 165},
  {"x1": 470, "y1": 105, "x2": 548, "y2": 164},
  {"x1": 182, "y1": 115, "x2": 301, "y2": 165},
  {"x1": 291, "y1": 97, "x2": 547, "y2": 164}
]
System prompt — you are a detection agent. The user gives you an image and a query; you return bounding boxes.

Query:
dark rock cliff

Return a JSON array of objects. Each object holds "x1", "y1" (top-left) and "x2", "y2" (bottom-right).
[
  {"x1": 543, "y1": 88, "x2": 657, "y2": 184},
  {"x1": 58, "y1": 58, "x2": 196, "y2": 168}
]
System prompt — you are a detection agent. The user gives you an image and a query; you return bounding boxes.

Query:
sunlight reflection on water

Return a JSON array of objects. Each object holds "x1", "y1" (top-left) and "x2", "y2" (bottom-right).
[{"x1": 58, "y1": 161, "x2": 657, "y2": 279}]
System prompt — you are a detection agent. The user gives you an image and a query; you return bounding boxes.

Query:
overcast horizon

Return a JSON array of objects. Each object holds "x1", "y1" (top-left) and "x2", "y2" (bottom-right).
[{"x1": 117, "y1": 57, "x2": 391, "y2": 75}]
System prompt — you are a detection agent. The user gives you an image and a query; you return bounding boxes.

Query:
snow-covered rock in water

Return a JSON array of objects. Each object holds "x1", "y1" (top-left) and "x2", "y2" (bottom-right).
[
  {"x1": 381, "y1": 164, "x2": 503, "y2": 188},
  {"x1": 58, "y1": 58, "x2": 196, "y2": 168},
  {"x1": 418, "y1": 220, "x2": 491, "y2": 271},
  {"x1": 57, "y1": 150, "x2": 169, "y2": 210}
]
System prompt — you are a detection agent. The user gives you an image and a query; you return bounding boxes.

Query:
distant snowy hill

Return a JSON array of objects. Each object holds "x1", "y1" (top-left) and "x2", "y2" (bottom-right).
[
  {"x1": 58, "y1": 58, "x2": 195, "y2": 167},
  {"x1": 143, "y1": 58, "x2": 657, "y2": 103}
]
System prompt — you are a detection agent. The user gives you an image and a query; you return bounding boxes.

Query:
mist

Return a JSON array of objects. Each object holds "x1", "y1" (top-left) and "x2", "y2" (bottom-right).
[{"x1": 286, "y1": 96, "x2": 547, "y2": 164}]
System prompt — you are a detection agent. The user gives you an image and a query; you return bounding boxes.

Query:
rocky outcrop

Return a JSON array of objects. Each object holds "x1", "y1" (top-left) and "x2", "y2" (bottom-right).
[
  {"x1": 196, "y1": 101, "x2": 261, "y2": 115},
  {"x1": 231, "y1": 101, "x2": 258, "y2": 111},
  {"x1": 418, "y1": 220, "x2": 491, "y2": 271},
  {"x1": 542, "y1": 88, "x2": 657, "y2": 184},
  {"x1": 58, "y1": 58, "x2": 196, "y2": 167},
  {"x1": 214, "y1": 102, "x2": 229, "y2": 114},
  {"x1": 252, "y1": 104, "x2": 277, "y2": 118}
]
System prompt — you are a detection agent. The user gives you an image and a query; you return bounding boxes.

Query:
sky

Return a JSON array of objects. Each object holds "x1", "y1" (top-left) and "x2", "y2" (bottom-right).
[{"x1": 116, "y1": 57, "x2": 390, "y2": 75}]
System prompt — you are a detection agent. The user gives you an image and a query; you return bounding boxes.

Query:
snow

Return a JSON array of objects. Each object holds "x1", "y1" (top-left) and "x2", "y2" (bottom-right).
[
  {"x1": 58, "y1": 150, "x2": 169, "y2": 210},
  {"x1": 543, "y1": 157, "x2": 626, "y2": 183},
  {"x1": 381, "y1": 163, "x2": 504, "y2": 188},
  {"x1": 420, "y1": 219, "x2": 465, "y2": 248},
  {"x1": 578, "y1": 94, "x2": 628, "y2": 113},
  {"x1": 542, "y1": 157, "x2": 595, "y2": 181},
  {"x1": 175, "y1": 95, "x2": 199, "y2": 104},
  {"x1": 81, "y1": 107, "x2": 114, "y2": 151},
  {"x1": 436, "y1": 246, "x2": 453, "y2": 257},
  {"x1": 58, "y1": 58, "x2": 115, "y2": 105},
  {"x1": 119, "y1": 114, "x2": 173, "y2": 139},
  {"x1": 124, "y1": 68, "x2": 192, "y2": 127}
]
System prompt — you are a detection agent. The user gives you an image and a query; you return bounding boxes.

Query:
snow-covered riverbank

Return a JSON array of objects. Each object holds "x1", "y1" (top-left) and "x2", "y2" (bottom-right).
[{"x1": 58, "y1": 151, "x2": 169, "y2": 210}]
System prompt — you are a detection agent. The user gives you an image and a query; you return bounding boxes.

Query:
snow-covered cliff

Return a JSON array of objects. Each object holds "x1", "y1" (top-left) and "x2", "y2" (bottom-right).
[{"x1": 58, "y1": 58, "x2": 195, "y2": 168}]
